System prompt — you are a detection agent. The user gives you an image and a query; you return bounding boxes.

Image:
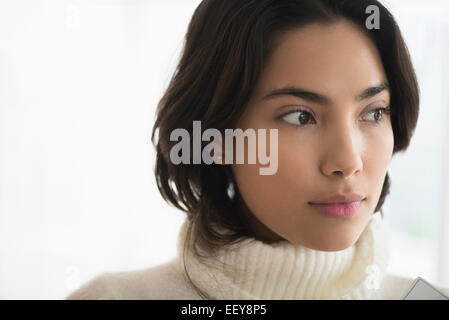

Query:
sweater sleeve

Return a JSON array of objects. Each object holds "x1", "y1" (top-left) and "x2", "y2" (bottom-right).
[
  {"x1": 65, "y1": 272, "x2": 120, "y2": 300},
  {"x1": 63, "y1": 258, "x2": 200, "y2": 300}
]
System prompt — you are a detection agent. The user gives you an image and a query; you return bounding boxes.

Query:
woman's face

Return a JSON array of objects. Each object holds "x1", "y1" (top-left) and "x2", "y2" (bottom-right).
[{"x1": 231, "y1": 19, "x2": 394, "y2": 251}]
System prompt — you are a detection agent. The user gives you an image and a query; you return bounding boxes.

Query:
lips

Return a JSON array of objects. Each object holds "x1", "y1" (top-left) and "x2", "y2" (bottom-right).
[
  {"x1": 308, "y1": 193, "x2": 365, "y2": 205},
  {"x1": 309, "y1": 201, "x2": 363, "y2": 218}
]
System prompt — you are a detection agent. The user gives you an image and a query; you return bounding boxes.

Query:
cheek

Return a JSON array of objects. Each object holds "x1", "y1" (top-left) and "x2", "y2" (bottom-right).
[
  {"x1": 355, "y1": 126, "x2": 394, "y2": 214},
  {"x1": 364, "y1": 127, "x2": 394, "y2": 178},
  {"x1": 232, "y1": 163, "x2": 291, "y2": 220},
  {"x1": 276, "y1": 138, "x2": 316, "y2": 197},
  {"x1": 231, "y1": 135, "x2": 313, "y2": 222}
]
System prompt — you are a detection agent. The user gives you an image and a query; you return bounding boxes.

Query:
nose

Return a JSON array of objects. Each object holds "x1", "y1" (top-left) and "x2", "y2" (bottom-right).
[{"x1": 320, "y1": 123, "x2": 363, "y2": 179}]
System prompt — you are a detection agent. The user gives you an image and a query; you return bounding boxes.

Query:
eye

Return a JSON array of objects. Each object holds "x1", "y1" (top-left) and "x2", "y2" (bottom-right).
[
  {"x1": 280, "y1": 109, "x2": 316, "y2": 127},
  {"x1": 362, "y1": 106, "x2": 391, "y2": 123}
]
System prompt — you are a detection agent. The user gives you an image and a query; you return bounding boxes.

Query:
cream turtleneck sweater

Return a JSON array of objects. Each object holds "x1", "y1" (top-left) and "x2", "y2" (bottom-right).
[
  {"x1": 178, "y1": 213, "x2": 389, "y2": 300},
  {"x1": 65, "y1": 213, "x2": 449, "y2": 300}
]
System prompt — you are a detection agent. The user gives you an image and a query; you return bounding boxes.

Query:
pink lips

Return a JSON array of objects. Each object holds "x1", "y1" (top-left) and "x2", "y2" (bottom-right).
[{"x1": 309, "y1": 200, "x2": 363, "y2": 218}]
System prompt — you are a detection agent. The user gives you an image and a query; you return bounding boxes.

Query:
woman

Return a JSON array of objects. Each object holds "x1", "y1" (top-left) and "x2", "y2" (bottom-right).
[{"x1": 66, "y1": 0, "x2": 449, "y2": 299}]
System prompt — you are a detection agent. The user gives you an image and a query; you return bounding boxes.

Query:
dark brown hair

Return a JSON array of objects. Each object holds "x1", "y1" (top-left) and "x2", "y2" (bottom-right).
[{"x1": 151, "y1": 0, "x2": 419, "y2": 299}]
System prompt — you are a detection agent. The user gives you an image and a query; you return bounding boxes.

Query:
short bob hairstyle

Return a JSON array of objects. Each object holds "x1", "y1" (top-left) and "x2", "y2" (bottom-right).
[{"x1": 151, "y1": 0, "x2": 419, "y2": 298}]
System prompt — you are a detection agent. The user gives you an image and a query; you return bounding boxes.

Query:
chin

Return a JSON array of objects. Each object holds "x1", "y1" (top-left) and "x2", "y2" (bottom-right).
[
  {"x1": 286, "y1": 233, "x2": 359, "y2": 252},
  {"x1": 315, "y1": 240, "x2": 356, "y2": 252}
]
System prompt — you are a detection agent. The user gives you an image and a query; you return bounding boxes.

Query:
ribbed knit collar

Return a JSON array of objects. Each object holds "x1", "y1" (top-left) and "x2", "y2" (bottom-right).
[{"x1": 177, "y1": 213, "x2": 390, "y2": 300}]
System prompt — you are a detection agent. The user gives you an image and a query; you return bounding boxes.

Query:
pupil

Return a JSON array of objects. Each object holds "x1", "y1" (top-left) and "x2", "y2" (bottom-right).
[
  {"x1": 299, "y1": 112, "x2": 309, "y2": 124},
  {"x1": 375, "y1": 110, "x2": 382, "y2": 121}
]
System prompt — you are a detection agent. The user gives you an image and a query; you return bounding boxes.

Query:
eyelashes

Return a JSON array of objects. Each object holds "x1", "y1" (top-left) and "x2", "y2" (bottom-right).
[
  {"x1": 278, "y1": 106, "x2": 391, "y2": 127},
  {"x1": 366, "y1": 106, "x2": 391, "y2": 122}
]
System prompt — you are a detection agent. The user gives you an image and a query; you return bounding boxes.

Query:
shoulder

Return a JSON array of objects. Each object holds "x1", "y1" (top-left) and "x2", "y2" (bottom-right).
[
  {"x1": 378, "y1": 272, "x2": 449, "y2": 299},
  {"x1": 65, "y1": 258, "x2": 201, "y2": 300}
]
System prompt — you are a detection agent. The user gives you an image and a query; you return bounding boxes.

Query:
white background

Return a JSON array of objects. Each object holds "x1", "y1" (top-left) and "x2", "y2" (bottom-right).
[{"x1": 0, "y1": 0, "x2": 448, "y2": 299}]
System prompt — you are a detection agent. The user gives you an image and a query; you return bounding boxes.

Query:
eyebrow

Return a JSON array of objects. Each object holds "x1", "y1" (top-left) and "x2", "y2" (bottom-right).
[{"x1": 261, "y1": 82, "x2": 390, "y2": 105}]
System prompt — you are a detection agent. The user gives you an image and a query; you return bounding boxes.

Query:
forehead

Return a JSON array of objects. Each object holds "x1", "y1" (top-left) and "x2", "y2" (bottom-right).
[{"x1": 254, "y1": 19, "x2": 388, "y2": 102}]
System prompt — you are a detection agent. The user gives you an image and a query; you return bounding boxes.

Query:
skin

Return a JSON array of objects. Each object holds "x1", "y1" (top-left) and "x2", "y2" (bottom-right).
[{"x1": 229, "y1": 19, "x2": 394, "y2": 251}]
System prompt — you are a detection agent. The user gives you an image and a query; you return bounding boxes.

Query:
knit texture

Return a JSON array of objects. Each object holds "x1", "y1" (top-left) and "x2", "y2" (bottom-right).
[
  {"x1": 65, "y1": 212, "x2": 449, "y2": 300},
  {"x1": 178, "y1": 213, "x2": 389, "y2": 300}
]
